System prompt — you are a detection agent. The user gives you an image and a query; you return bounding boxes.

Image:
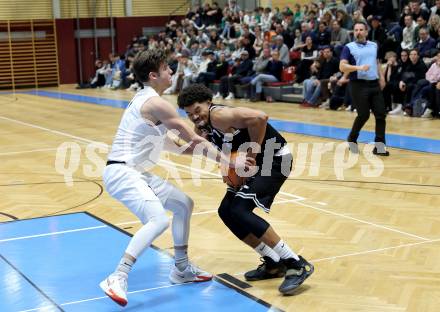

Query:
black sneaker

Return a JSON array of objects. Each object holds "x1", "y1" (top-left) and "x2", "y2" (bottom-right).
[
  {"x1": 373, "y1": 146, "x2": 390, "y2": 156},
  {"x1": 244, "y1": 257, "x2": 286, "y2": 281},
  {"x1": 278, "y1": 256, "x2": 314, "y2": 295}
]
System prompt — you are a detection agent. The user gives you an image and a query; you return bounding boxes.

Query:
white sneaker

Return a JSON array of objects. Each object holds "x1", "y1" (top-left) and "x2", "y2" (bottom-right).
[
  {"x1": 224, "y1": 92, "x2": 235, "y2": 100},
  {"x1": 169, "y1": 263, "x2": 213, "y2": 284},
  {"x1": 319, "y1": 100, "x2": 330, "y2": 109},
  {"x1": 389, "y1": 104, "x2": 403, "y2": 115},
  {"x1": 345, "y1": 105, "x2": 352, "y2": 111},
  {"x1": 213, "y1": 92, "x2": 221, "y2": 99},
  {"x1": 100, "y1": 272, "x2": 128, "y2": 307},
  {"x1": 421, "y1": 108, "x2": 433, "y2": 118}
]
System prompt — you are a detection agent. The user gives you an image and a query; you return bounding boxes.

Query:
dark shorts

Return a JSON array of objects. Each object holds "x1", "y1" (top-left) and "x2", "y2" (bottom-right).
[{"x1": 226, "y1": 155, "x2": 292, "y2": 212}]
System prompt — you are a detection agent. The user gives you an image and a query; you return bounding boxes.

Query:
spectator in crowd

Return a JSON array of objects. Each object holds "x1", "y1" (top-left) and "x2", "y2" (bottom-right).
[
  {"x1": 423, "y1": 50, "x2": 440, "y2": 117},
  {"x1": 402, "y1": 15, "x2": 417, "y2": 50},
  {"x1": 250, "y1": 50, "x2": 283, "y2": 102},
  {"x1": 382, "y1": 51, "x2": 404, "y2": 112},
  {"x1": 296, "y1": 36, "x2": 318, "y2": 83},
  {"x1": 331, "y1": 20, "x2": 350, "y2": 56},
  {"x1": 317, "y1": 46, "x2": 341, "y2": 105},
  {"x1": 315, "y1": 22, "x2": 332, "y2": 48},
  {"x1": 302, "y1": 61, "x2": 322, "y2": 107},
  {"x1": 415, "y1": 27, "x2": 437, "y2": 59},
  {"x1": 217, "y1": 50, "x2": 254, "y2": 100},
  {"x1": 399, "y1": 49, "x2": 428, "y2": 114}
]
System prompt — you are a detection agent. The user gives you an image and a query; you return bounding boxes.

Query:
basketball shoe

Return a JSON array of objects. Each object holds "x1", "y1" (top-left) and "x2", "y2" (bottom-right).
[
  {"x1": 278, "y1": 256, "x2": 314, "y2": 295},
  {"x1": 99, "y1": 272, "x2": 128, "y2": 306},
  {"x1": 169, "y1": 263, "x2": 213, "y2": 284},
  {"x1": 244, "y1": 256, "x2": 286, "y2": 281}
]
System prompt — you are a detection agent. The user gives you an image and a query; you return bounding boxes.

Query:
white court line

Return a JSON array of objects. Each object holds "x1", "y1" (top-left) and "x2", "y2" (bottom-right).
[
  {"x1": 311, "y1": 237, "x2": 440, "y2": 262},
  {"x1": 0, "y1": 198, "x2": 295, "y2": 243},
  {"x1": 0, "y1": 114, "x2": 430, "y2": 241},
  {"x1": 0, "y1": 115, "x2": 92, "y2": 144},
  {"x1": 18, "y1": 283, "x2": 188, "y2": 312},
  {"x1": 0, "y1": 225, "x2": 107, "y2": 243},
  {"x1": 160, "y1": 160, "x2": 430, "y2": 241},
  {"x1": 0, "y1": 147, "x2": 57, "y2": 156},
  {"x1": 232, "y1": 237, "x2": 440, "y2": 277}
]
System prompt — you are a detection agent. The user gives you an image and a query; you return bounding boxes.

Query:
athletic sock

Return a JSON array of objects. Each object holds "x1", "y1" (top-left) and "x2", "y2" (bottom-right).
[
  {"x1": 175, "y1": 245, "x2": 189, "y2": 271},
  {"x1": 254, "y1": 242, "x2": 280, "y2": 262},
  {"x1": 116, "y1": 256, "x2": 134, "y2": 276},
  {"x1": 273, "y1": 240, "x2": 300, "y2": 261}
]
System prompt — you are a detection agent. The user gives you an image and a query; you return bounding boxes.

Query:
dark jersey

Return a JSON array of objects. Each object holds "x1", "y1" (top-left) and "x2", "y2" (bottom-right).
[{"x1": 206, "y1": 104, "x2": 287, "y2": 166}]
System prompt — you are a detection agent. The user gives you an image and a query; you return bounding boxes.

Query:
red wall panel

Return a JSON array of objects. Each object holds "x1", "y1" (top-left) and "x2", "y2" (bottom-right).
[
  {"x1": 56, "y1": 16, "x2": 183, "y2": 84},
  {"x1": 56, "y1": 19, "x2": 78, "y2": 84}
]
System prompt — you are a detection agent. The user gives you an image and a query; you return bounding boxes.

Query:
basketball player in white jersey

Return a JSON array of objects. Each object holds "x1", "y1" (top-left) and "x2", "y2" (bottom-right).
[{"x1": 99, "y1": 49, "x2": 251, "y2": 307}]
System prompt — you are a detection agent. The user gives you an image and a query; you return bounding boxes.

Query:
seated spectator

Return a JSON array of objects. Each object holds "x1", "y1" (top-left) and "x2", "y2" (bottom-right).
[
  {"x1": 302, "y1": 61, "x2": 322, "y2": 107},
  {"x1": 315, "y1": 22, "x2": 331, "y2": 48},
  {"x1": 217, "y1": 50, "x2": 254, "y2": 100},
  {"x1": 414, "y1": 16, "x2": 428, "y2": 42},
  {"x1": 382, "y1": 51, "x2": 404, "y2": 112},
  {"x1": 402, "y1": 15, "x2": 417, "y2": 50},
  {"x1": 273, "y1": 35, "x2": 290, "y2": 66},
  {"x1": 250, "y1": 50, "x2": 283, "y2": 102},
  {"x1": 415, "y1": 27, "x2": 437, "y2": 59},
  {"x1": 196, "y1": 51, "x2": 219, "y2": 87},
  {"x1": 164, "y1": 51, "x2": 198, "y2": 94},
  {"x1": 252, "y1": 25, "x2": 264, "y2": 56},
  {"x1": 428, "y1": 14, "x2": 440, "y2": 40},
  {"x1": 398, "y1": 49, "x2": 428, "y2": 113},
  {"x1": 295, "y1": 36, "x2": 318, "y2": 83},
  {"x1": 327, "y1": 74, "x2": 351, "y2": 110},
  {"x1": 410, "y1": 0, "x2": 430, "y2": 23},
  {"x1": 317, "y1": 46, "x2": 340, "y2": 104},
  {"x1": 422, "y1": 50, "x2": 440, "y2": 117},
  {"x1": 368, "y1": 16, "x2": 386, "y2": 59},
  {"x1": 330, "y1": 20, "x2": 350, "y2": 56},
  {"x1": 335, "y1": 9, "x2": 353, "y2": 30},
  {"x1": 260, "y1": 7, "x2": 273, "y2": 32}
]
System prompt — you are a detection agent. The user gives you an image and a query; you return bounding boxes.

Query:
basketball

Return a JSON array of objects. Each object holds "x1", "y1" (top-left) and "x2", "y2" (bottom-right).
[{"x1": 220, "y1": 151, "x2": 246, "y2": 188}]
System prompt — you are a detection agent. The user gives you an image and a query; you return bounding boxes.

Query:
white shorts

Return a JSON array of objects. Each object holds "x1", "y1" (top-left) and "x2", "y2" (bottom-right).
[{"x1": 103, "y1": 163, "x2": 180, "y2": 222}]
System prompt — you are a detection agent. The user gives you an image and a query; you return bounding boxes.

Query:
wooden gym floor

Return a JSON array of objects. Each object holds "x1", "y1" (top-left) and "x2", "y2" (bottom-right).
[{"x1": 0, "y1": 85, "x2": 439, "y2": 311}]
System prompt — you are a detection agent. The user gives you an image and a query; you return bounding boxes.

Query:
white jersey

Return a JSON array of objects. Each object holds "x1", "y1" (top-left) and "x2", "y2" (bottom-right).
[{"x1": 107, "y1": 86, "x2": 167, "y2": 170}]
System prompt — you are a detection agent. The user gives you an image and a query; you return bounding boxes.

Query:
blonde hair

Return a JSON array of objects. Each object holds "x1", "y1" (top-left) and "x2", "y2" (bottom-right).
[{"x1": 385, "y1": 51, "x2": 397, "y2": 60}]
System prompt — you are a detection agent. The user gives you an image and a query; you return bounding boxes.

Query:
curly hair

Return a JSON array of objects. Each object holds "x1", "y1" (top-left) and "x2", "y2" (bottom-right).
[
  {"x1": 133, "y1": 49, "x2": 168, "y2": 83},
  {"x1": 177, "y1": 84, "x2": 213, "y2": 108}
]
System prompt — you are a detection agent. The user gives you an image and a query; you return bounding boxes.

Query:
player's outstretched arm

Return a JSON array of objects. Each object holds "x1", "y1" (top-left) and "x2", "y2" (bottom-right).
[{"x1": 145, "y1": 97, "x2": 253, "y2": 168}]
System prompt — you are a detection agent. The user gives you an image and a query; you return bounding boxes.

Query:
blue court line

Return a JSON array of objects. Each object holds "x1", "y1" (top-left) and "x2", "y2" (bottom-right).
[
  {"x1": 21, "y1": 90, "x2": 440, "y2": 154},
  {"x1": 0, "y1": 212, "x2": 278, "y2": 312}
]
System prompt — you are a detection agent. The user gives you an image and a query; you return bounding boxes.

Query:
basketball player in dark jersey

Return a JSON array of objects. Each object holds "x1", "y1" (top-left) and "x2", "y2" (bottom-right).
[{"x1": 178, "y1": 84, "x2": 314, "y2": 295}]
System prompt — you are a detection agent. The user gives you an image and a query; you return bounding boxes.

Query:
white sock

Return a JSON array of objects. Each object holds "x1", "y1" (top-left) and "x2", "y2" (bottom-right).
[
  {"x1": 272, "y1": 240, "x2": 300, "y2": 261},
  {"x1": 174, "y1": 245, "x2": 189, "y2": 271},
  {"x1": 116, "y1": 256, "x2": 134, "y2": 276},
  {"x1": 254, "y1": 242, "x2": 280, "y2": 262}
]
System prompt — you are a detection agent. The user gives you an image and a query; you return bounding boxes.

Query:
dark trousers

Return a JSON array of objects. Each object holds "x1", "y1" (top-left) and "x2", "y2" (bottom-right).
[
  {"x1": 220, "y1": 74, "x2": 243, "y2": 97},
  {"x1": 195, "y1": 72, "x2": 216, "y2": 86},
  {"x1": 428, "y1": 83, "x2": 440, "y2": 116},
  {"x1": 348, "y1": 80, "x2": 387, "y2": 144},
  {"x1": 382, "y1": 82, "x2": 403, "y2": 111}
]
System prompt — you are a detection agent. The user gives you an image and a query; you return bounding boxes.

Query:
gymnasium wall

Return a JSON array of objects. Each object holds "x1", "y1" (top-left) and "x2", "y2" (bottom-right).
[
  {"x1": 0, "y1": 0, "x2": 53, "y2": 19},
  {"x1": 60, "y1": 0, "x2": 125, "y2": 18},
  {"x1": 0, "y1": 0, "x2": 189, "y2": 85}
]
